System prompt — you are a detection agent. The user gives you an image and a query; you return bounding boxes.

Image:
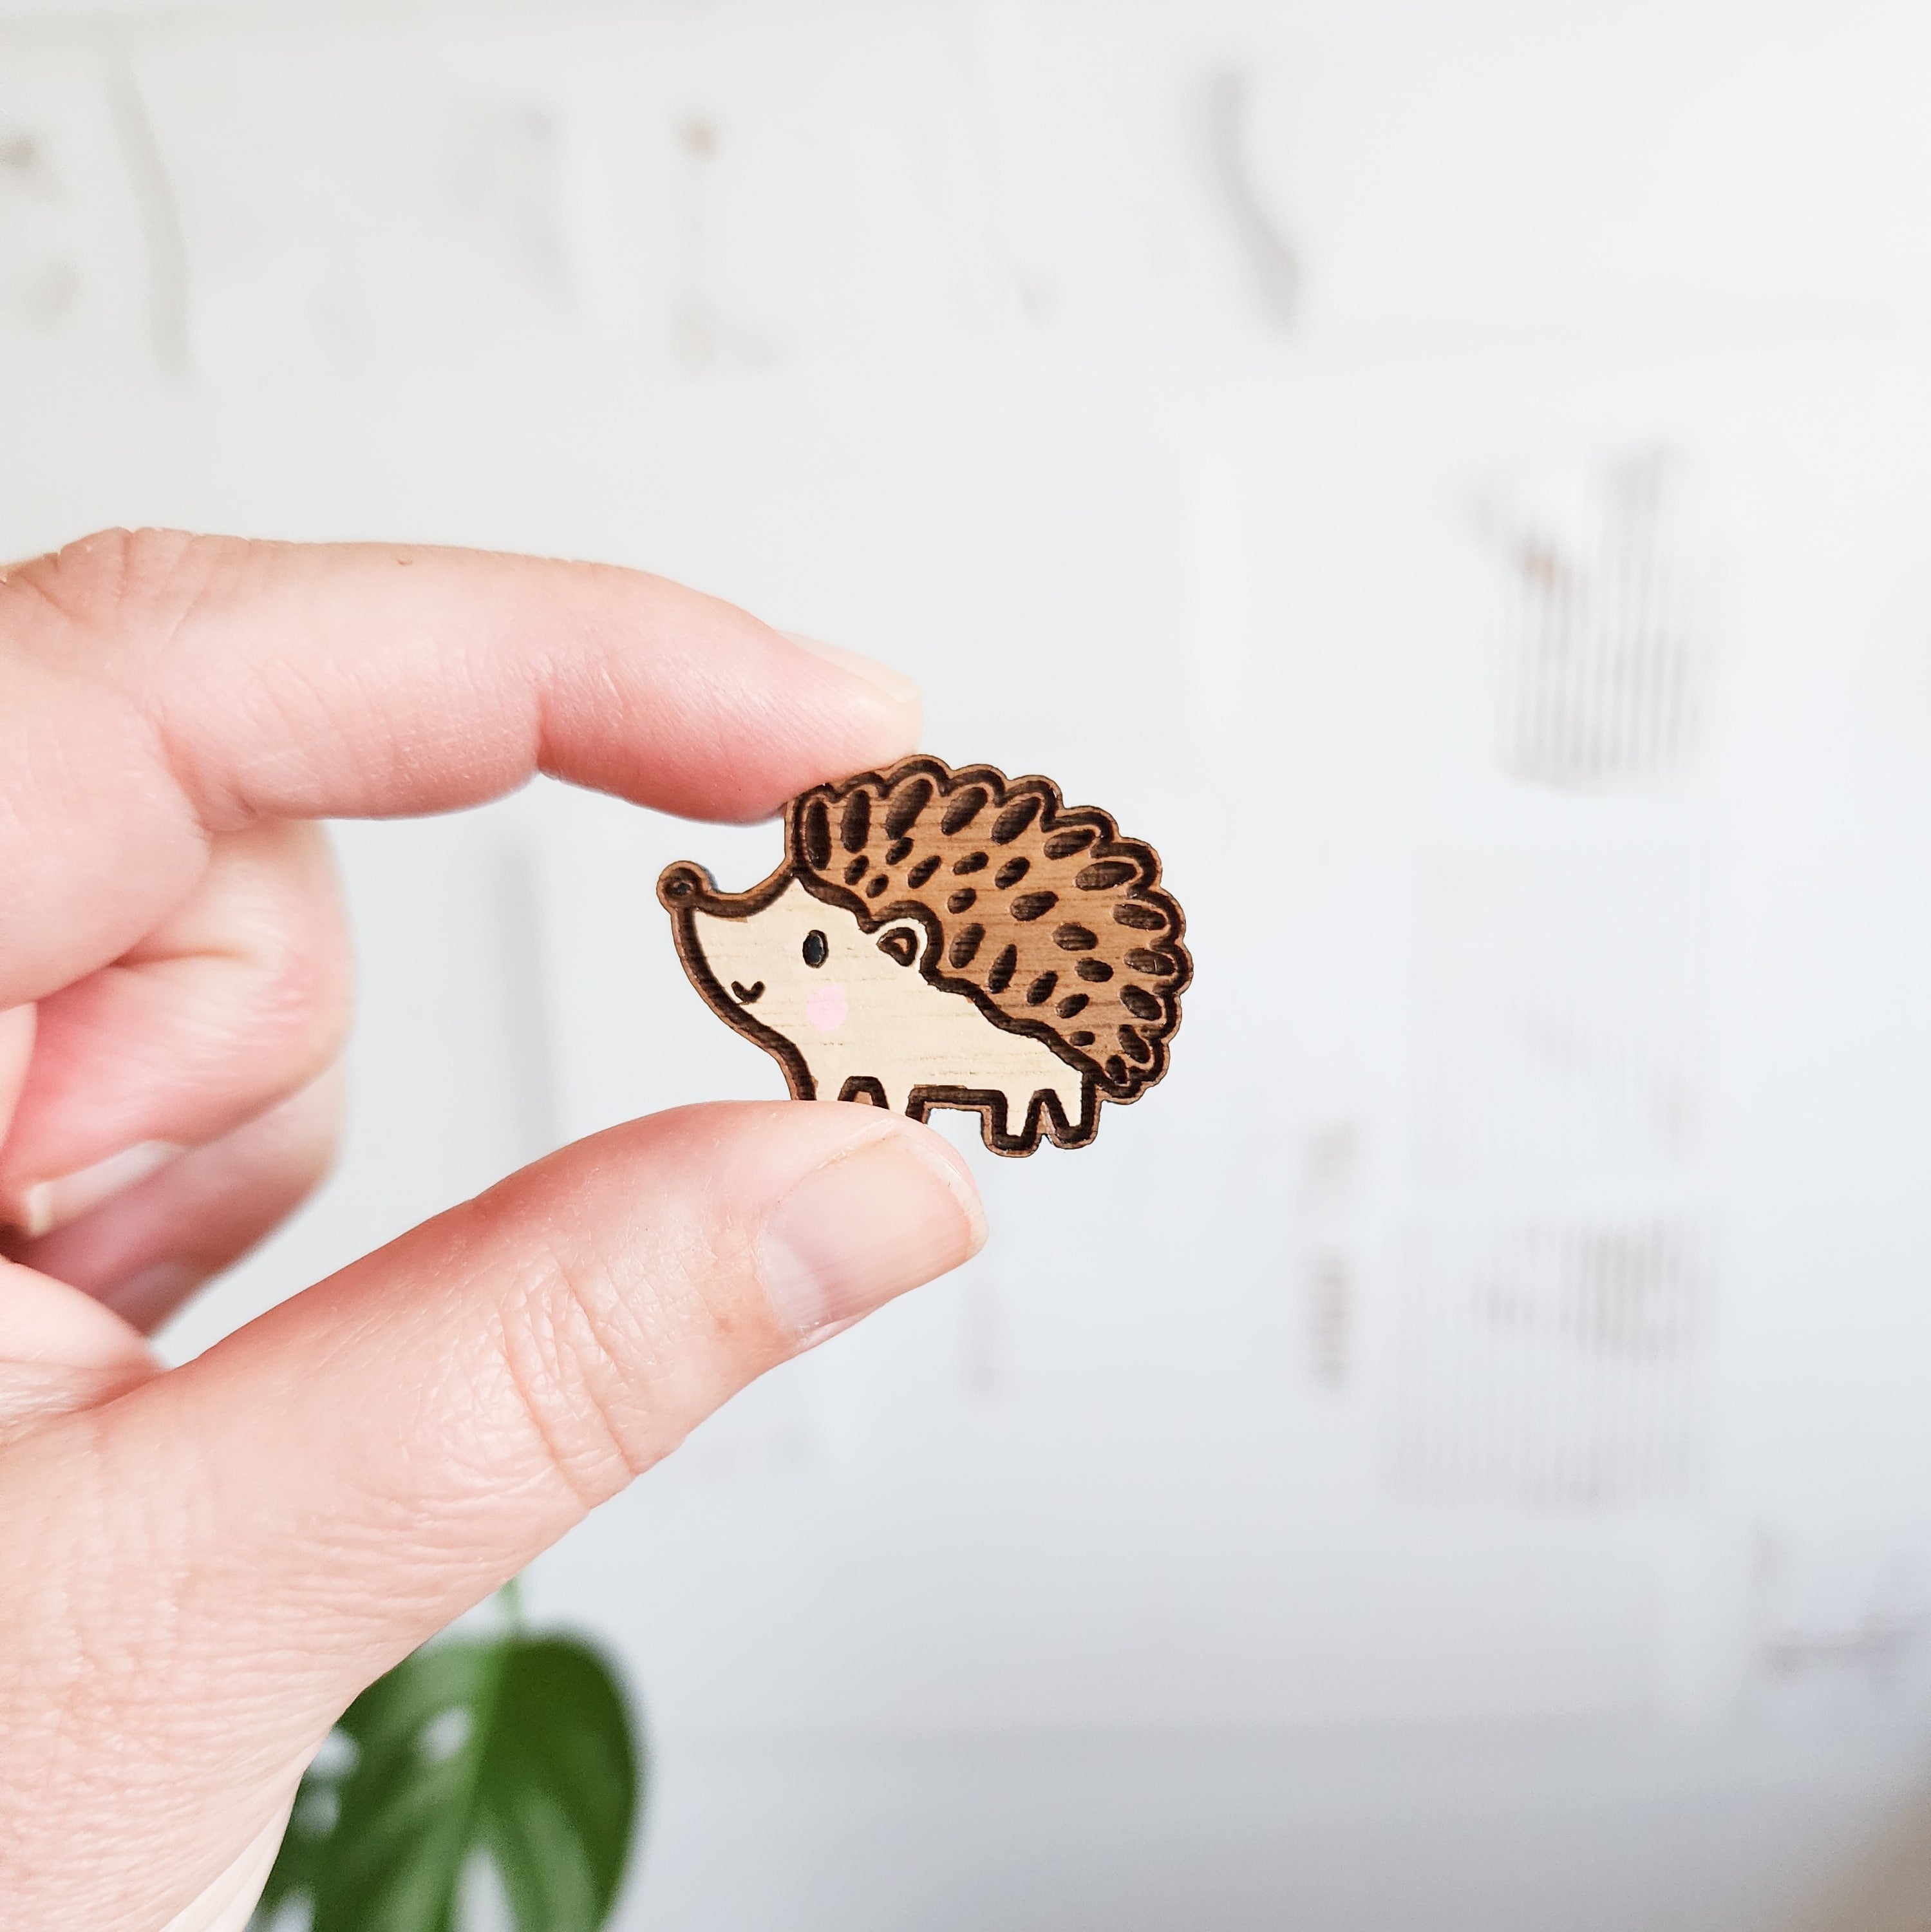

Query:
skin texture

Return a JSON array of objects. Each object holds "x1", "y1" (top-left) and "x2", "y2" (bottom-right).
[{"x1": 0, "y1": 530, "x2": 987, "y2": 1931}]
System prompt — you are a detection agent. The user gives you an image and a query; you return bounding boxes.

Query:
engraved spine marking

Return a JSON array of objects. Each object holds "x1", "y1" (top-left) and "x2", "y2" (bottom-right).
[
  {"x1": 885, "y1": 777, "x2": 933, "y2": 838},
  {"x1": 803, "y1": 800, "x2": 831, "y2": 871},
  {"x1": 842, "y1": 790, "x2": 871, "y2": 853},
  {"x1": 991, "y1": 795, "x2": 1041, "y2": 844},
  {"x1": 941, "y1": 787, "x2": 988, "y2": 833},
  {"x1": 948, "y1": 924, "x2": 985, "y2": 969}
]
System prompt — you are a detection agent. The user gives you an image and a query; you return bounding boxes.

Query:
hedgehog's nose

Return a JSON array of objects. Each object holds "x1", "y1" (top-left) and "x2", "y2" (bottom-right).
[
  {"x1": 657, "y1": 862, "x2": 707, "y2": 908},
  {"x1": 732, "y1": 980, "x2": 766, "y2": 1006}
]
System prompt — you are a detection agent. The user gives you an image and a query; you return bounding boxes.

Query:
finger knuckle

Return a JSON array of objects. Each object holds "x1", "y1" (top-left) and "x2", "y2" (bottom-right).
[
  {"x1": 1, "y1": 527, "x2": 225, "y2": 647},
  {"x1": 250, "y1": 905, "x2": 354, "y2": 1079}
]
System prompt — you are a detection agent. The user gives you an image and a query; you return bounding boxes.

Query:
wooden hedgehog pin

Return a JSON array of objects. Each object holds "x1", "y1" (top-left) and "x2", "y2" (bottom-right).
[{"x1": 657, "y1": 755, "x2": 1190, "y2": 1155}]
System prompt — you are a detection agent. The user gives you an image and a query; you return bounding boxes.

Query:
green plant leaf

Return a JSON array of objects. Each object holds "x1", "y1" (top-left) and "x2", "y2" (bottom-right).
[{"x1": 256, "y1": 1625, "x2": 641, "y2": 1932}]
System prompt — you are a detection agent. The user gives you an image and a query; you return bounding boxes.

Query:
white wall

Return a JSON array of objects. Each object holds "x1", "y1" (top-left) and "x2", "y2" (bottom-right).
[{"x1": 6, "y1": 1, "x2": 1931, "y2": 1925}]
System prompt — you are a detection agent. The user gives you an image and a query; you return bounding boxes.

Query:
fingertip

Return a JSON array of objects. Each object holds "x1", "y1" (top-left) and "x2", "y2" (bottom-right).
[
  {"x1": 0, "y1": 1259, "x2": 154, "y2": 1374},
  {"x1": 892, "y1": 1113, "x2": 990, "y2": 1260},
  {"x1": 784, "y1": 631, "x2": 921, "y2": 722},
  {"x1": 780, "y1": 631, "x2": 922, "y2": 773},
  {"x1": 757, "y1": 1103, "x2": 986, "y2": 1338}
]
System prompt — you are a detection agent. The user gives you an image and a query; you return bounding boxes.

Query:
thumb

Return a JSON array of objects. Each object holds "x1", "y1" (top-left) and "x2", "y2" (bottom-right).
[{"x1": 0, "y1": 1100, "x2": 983, "y2": 1931}]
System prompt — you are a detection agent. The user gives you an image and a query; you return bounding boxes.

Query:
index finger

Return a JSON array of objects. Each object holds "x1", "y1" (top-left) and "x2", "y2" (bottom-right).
[{"x1": 0, "y1": 529, "x2": 921, "y2": 1006}]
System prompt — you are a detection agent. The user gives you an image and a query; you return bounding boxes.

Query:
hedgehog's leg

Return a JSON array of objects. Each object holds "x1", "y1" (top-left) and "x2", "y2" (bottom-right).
[
  {"x1": 1047, "y1": 1067, "x2": 1097, "y2": 1147},
  {"x1": 836, "y1": 1068, "x2": 907, "y2": 1114},
  {"x1": 975, "y1": 1089, "x2": 1015, "y2": 1153}
]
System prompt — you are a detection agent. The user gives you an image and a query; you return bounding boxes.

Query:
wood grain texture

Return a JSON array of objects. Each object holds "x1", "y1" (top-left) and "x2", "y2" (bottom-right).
[{"x1": 658, "y1": 755, "x2": 1191, "y2": 1155}]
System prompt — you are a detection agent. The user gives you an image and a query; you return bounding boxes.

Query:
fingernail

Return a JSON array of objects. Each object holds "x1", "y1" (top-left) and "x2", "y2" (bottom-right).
[
  {"x1": 783, "y1": 631, "x2": 922, "y2": 712},
  {"x1": 762, "y1": 1126, "x2": 986, "y2": 1337},
  {"x1": 5, "y1": 1141, "x2": 183, "y2": 1240},
  {"x1": 0, "y1": 1005, "x2": 35, "y2": 1128}
]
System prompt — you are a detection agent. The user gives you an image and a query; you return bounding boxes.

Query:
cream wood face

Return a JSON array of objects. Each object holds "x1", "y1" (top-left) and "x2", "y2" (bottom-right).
[{"x1": 689, "y1": 875, "x2": 1089, "y2": 1125}]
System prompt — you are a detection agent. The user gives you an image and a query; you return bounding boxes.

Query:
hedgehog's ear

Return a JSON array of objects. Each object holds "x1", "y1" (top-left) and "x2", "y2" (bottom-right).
[{"x1": 876, "y1": 920, "x2": 923, "y2": 969}]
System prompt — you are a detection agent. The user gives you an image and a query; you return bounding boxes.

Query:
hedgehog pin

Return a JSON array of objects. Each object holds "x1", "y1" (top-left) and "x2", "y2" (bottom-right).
[{"x1": 657, "y1": 756, "x2": 1190, "y2": 1155}]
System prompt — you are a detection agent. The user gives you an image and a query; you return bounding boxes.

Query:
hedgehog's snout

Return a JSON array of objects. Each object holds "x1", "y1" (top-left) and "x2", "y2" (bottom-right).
[{"x1": 657, "y1": 862, "x2": 707, "y2": 908}]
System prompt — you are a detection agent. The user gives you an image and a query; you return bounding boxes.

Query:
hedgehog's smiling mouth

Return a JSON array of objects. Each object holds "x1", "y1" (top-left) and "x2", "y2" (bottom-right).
[{"x1": 731, "y1": 980, "x2": 766, "y2": 1006}]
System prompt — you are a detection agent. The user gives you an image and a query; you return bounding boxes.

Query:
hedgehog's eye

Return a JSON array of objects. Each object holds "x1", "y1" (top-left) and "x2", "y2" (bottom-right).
[{"x1": 802, "y1": 929, "x2": 829, "y2": 968}]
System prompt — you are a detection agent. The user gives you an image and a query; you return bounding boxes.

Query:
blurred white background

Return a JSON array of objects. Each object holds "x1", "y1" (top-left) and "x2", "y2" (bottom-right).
[{"x1": 8, "y1": 0, "x2": 1931, "y2": 1926}]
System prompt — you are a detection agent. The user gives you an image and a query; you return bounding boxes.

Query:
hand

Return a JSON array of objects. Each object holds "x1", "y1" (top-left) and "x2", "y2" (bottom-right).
[{"x1": 0, "y1": 531, "x2": 986, "y2": 1931}]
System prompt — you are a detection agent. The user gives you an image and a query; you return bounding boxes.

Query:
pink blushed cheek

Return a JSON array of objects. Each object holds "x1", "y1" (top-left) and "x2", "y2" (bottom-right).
[{"x1": 805, "y1": 983, "x2": 847, "y2": 1034}]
